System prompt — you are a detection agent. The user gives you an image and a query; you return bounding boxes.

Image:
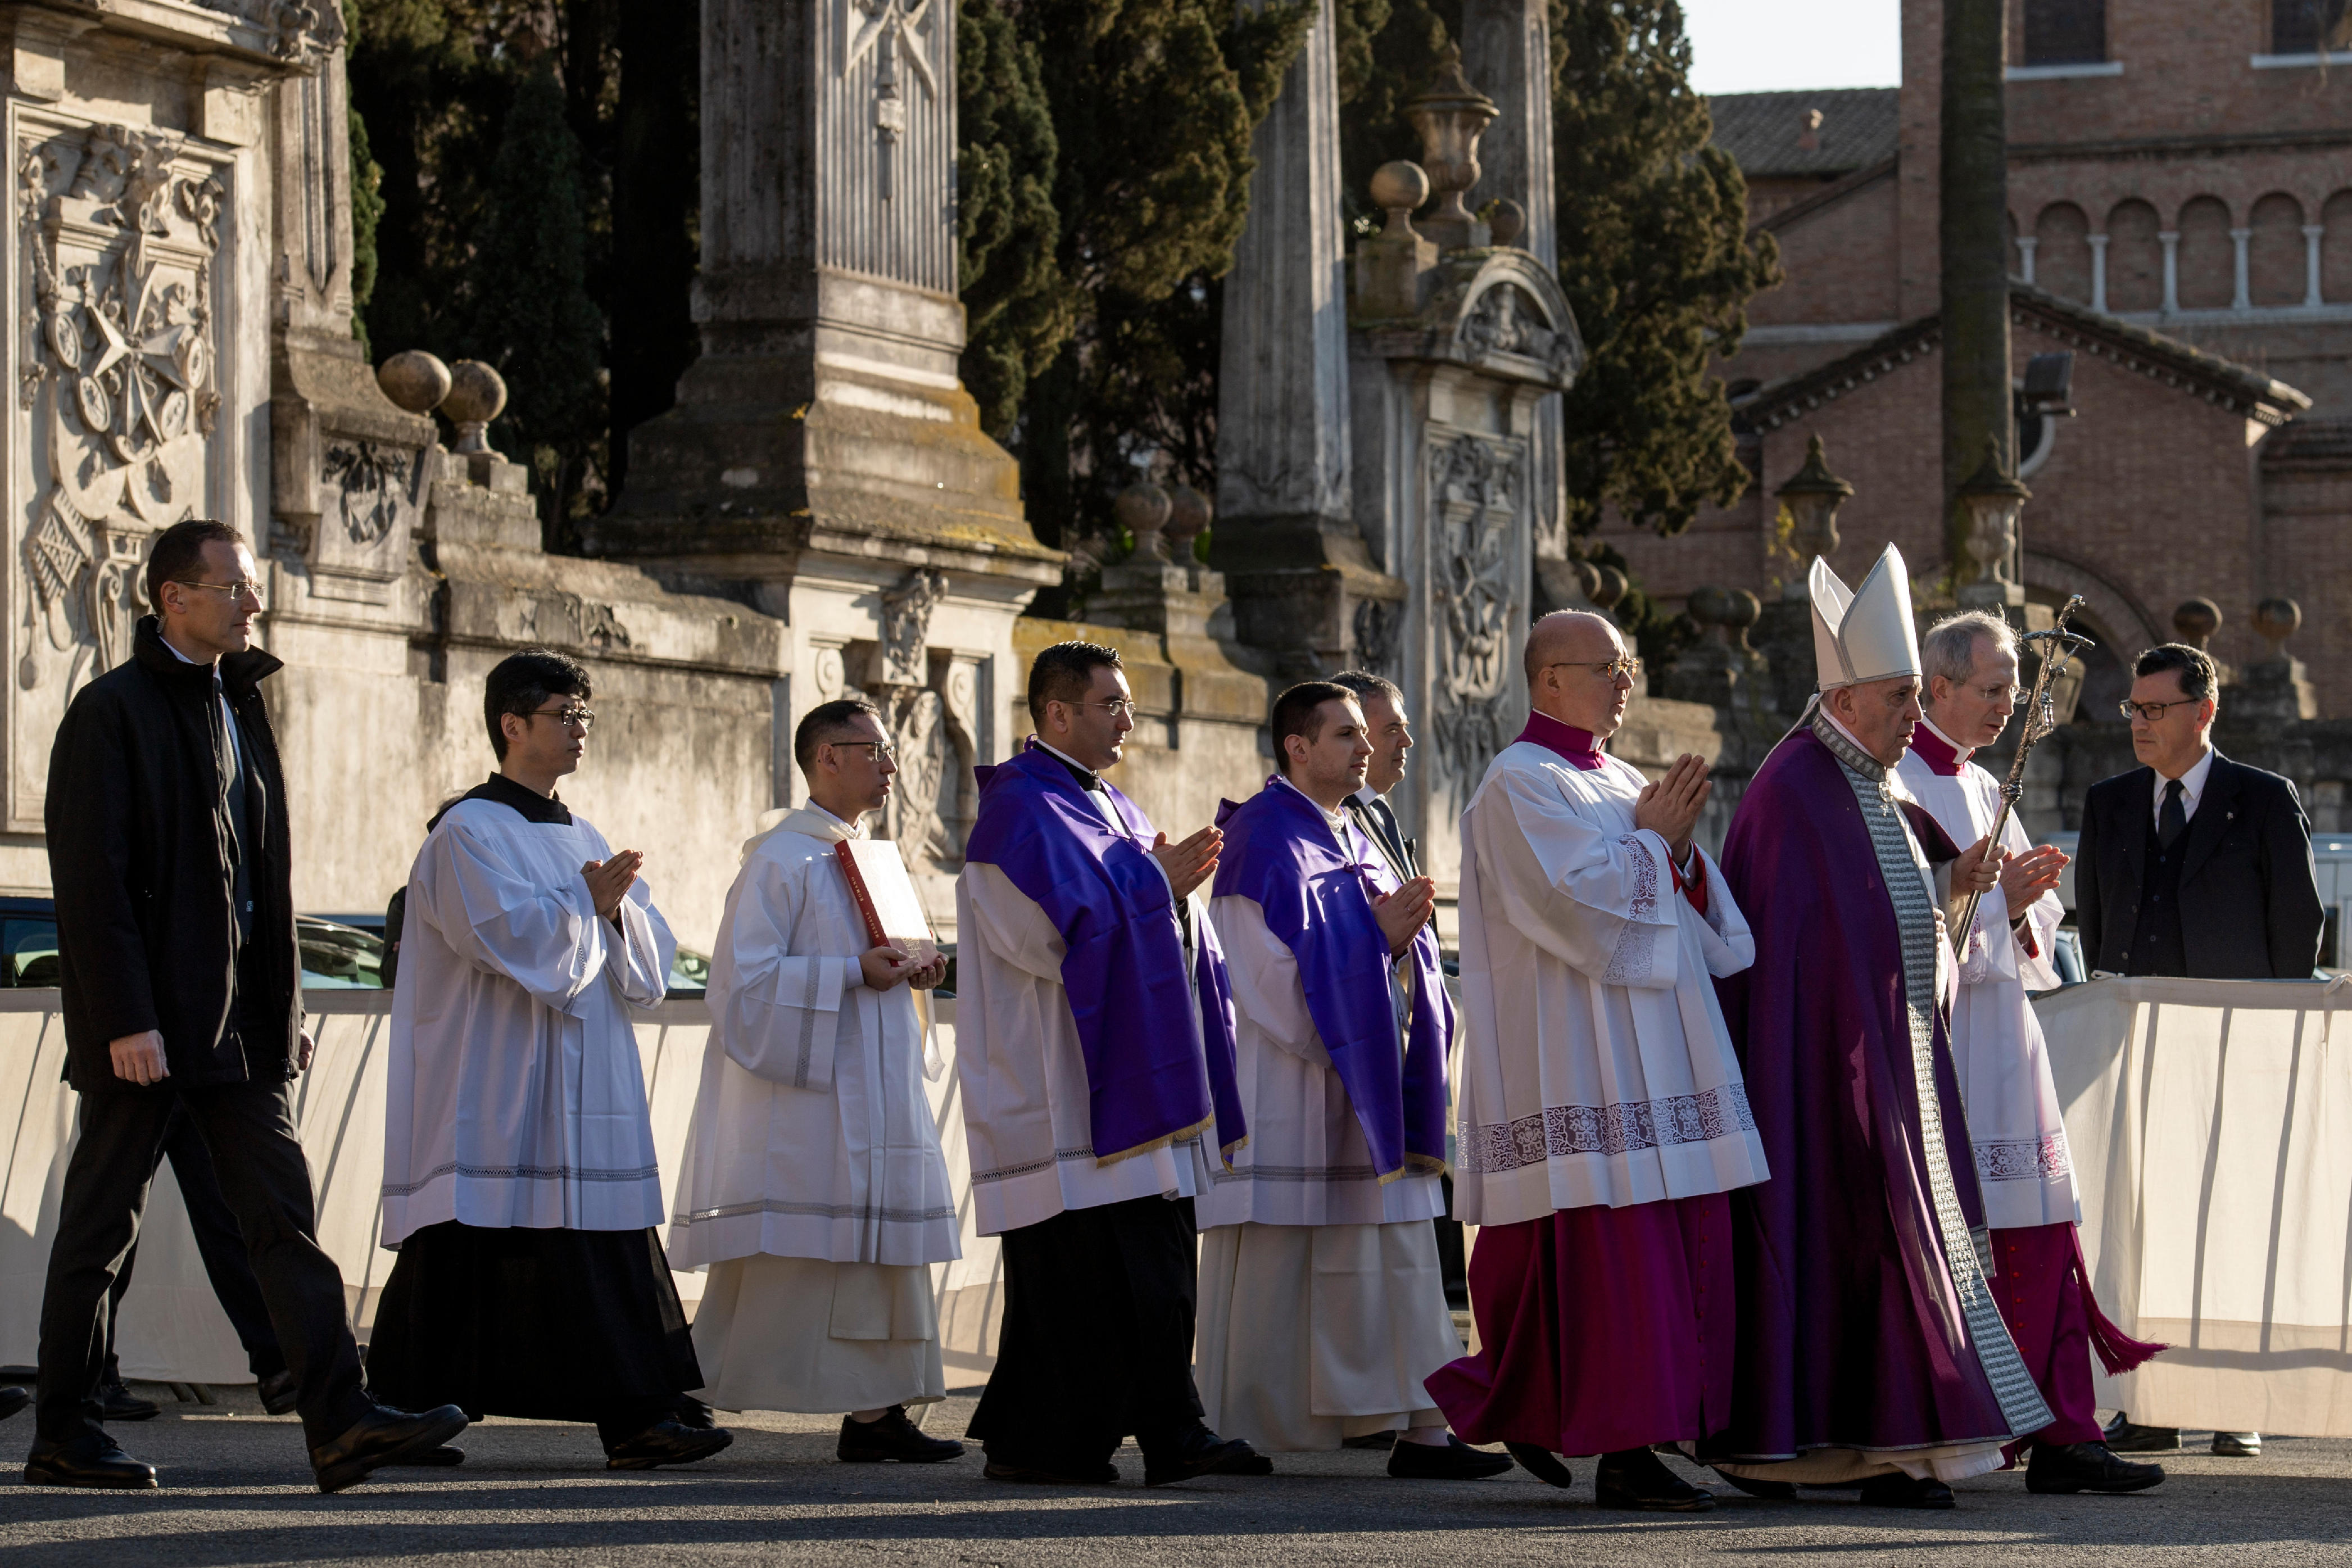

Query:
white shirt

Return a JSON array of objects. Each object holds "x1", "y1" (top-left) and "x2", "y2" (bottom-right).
[
  {"x1": 2153, "y1": 745, "x2": 2217, "y2": 831},
  {"x1": 161, "y1": 631, "x2": 240, "y2": 747}
]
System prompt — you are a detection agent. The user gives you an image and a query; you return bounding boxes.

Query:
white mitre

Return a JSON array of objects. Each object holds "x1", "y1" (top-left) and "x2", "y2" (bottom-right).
[{"x1": 1809, "y1": 543, "x2": 1922, "y2": 691}]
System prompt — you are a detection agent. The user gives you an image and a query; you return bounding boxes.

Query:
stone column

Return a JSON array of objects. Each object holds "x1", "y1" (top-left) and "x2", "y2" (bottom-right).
[
  {"x1": 2015, "y1": 234, "x2": 2037, "y2": 283},
  {"x1": 1213, "y1": 0, "x2": 1399, "y2": 678},
  {"x1": 2087, "y1": 232, "x2": 2109, "y2": 312},
  {"x1": 586, "y1": 1, "x2": 1063, "y2": 925},
  {"x1": 2231, "y1": 226, "x2": 2254, "y2": 309},
  {"x1": 2160, "y1": 229, "x2": 2180, "y2": 311},
  {"x1": 2304, "y1": 223, "x2": 2326, "y2": 307},
  {"x1": 1458, "y1": 0, "x2": 1570, "y2": 567}
]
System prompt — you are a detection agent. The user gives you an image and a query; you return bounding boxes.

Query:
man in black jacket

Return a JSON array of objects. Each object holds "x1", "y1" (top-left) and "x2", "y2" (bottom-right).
[
  {"x1": 2074, "y1": 640, "x2": 2323, "y2": 1460},
  {"x1": 28, "y1": 518, "x2": 466, "y2": 1493}
]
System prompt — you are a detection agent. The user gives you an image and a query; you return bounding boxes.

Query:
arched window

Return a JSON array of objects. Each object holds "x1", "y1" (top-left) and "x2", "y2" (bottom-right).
[
  {"x1": 2249, "y1": 192, "x2": 2306, "y2": 306},
  {"x1": 2273, "y1": 1, "x2": 2350, "y2": 55},
  {"x1": 2321, "y1": 189, "x2": 2352, "y2": 302},
  {"x1": 2176, "y1": 196, "x2": 2234, "y2": 309},
  {"x1": 2105, "y1": 199, "x2": 2162, "y2": 312},
  {"x1": 2034, "y1": 202, "x2": 2093, "y2": 303}
]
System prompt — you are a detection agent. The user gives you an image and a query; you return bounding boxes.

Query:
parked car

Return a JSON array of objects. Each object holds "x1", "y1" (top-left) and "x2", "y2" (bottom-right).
[{"x1": 0, "y1": 899, "x2": 709, "y2": 995}]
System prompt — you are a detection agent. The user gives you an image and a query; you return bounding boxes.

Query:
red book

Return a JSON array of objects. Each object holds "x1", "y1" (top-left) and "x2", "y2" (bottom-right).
[{"x1": 832, "y1": 839, "x2": 939, "y2": 963}]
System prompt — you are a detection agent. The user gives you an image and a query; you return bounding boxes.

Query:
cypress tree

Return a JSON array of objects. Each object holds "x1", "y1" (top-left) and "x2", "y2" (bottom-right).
[
  {"x1": 348, "y1": 103, "x2": 384, "y2": 355},
  {"x1": 957, "y1": 0, "x2": 1072, "y2": 441},
  {"x1": 460, "y1": 66, "x2": 605, "y2": 548}
]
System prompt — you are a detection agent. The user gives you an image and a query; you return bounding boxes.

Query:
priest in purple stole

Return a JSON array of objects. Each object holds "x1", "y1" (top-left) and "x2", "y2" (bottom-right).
[
  {"x1": 954, "y1": 642, "x2": 1266, "y2": 1487},
  {"x1": 1194, "y1": 683, "x2": 1508, "y2": 1480},
  {"x1": 1707, "y1": 547, "x2": 2053, "y2": 1508},
  {"x1": 1426, "y1": 612, "x2": 1766, "y2": 1513}
]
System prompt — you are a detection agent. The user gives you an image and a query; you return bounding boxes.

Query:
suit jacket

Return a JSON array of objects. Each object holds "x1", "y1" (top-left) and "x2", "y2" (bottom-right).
[
  {"x1": 2075, "y1": 749, "x2": 2323, "y2": 980},
  {"x1": 1346, "y1": 792, "x2": 1418, "y2": 882}
]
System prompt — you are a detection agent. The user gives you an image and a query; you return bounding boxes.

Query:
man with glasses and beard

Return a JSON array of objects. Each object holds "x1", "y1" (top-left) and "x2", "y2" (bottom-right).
[
  {"x1": 368, "y1": 650, "x2": 731, "y2": 1473},
  {"x1": 2074, "y1": 641, "x2": 2322, "y2": 1459},
  {"x1": 953, "y1": 641, "x2": 1268, "y2": 1486}
]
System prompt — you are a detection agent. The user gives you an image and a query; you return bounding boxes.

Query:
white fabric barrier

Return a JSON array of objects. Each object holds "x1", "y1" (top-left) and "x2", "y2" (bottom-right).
[
  {"x1": 2040, "y1": 975, "x2": 2352, "y2": 1437},
  {"x1": 0, "y1": 992, "x2": 1005, "y2": 1386}
]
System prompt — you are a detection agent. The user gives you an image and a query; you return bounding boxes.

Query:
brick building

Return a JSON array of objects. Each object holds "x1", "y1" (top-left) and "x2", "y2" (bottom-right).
[{"x1": 1619, "y1": 0, "x2": 2352, "y2": 718}]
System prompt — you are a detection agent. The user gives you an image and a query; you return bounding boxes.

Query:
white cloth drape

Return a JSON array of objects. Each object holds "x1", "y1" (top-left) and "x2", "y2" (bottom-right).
[
  {"x1": 1895, "y1": 751, "x2": 2075, "y2": 1229},
  {"x1": 670, "y1": 809, "x2": 960, "y2": 1268},
  {"x1": 691, "y1": 1255, "x2": 944, "y2": 1413},
  {"x1": 1452, "y1": 744, "x2": 1768, "y2": 1225},
  {"x1": 382, "y1": 800, "x2": 674, "y2": 1245},
  {"x1": 951, "y1": 862, "x2": 1212, "y2": 1235}
]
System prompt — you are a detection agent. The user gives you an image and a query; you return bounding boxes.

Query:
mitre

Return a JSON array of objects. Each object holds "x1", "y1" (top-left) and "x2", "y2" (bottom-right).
[{"x1": 1809, "y1": 544, "x2": 1921, "y2": 691}]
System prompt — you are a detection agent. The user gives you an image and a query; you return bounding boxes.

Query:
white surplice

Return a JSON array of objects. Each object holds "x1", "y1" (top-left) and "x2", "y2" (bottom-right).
[
  {"x1": 1896, "y1": 739, "x2": 2076, "y2": 1230},
  {"x1": 1195, "y1": 790, "x2": 1457, "y2": 1449},
  {"x1": 382, "y1": 797, "x2": 675, "y2": 1247},
  {"x1": 1453, "y1": 743, "x2": 1769, "y2": 1226},
  {"x1": 953, "y1": 861, "x2": 1216, "y2": 1236},
  {"x1": 672, "y1": 804, "x2": 959, "y2": 1413}
]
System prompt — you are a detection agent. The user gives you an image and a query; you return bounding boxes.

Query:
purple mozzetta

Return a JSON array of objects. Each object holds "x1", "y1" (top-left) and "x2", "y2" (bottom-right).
[
  {"x1": 966, "y1": 739, "x2": 1244, "y2": 1164},
  {"x1": 1211, "y1": 778, "x2": 1449, "y2": 1183}
]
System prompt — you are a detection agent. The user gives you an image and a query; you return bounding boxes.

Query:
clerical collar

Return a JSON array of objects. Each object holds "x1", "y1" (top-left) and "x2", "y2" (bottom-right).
[
  {"x1": 809, "y1": 799, "x2": 865, "y2": 837},
  {"x1": 470, "y1": 772, "x2": 573, "y2": 826},
  {"x1": 1908, "y1": 719, "x2": 1970, "y2": 777},
  {"x1": 1515, "y1": 709, "x2": 1605, "y2": 771},
  {"x1": 1276, "y1": 774, "x2": 1351, "y2": 835},
  {"x1": 1033, "y1": 737, "x2": 1105, "y2": 792},
  {"x1": 1811, "y1": 709, "x2": 1887, "y2": 782}
]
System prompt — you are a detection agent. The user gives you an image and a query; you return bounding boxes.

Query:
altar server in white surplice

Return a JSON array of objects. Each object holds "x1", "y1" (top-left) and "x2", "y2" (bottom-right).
[
  {"x1": 369, "y1": 650, "x2": 733, "y2": 1474},
  {"x1": 1197, "y1": 683, "x2": 1511, "y2": 1480},
  {"x1": 672, "y1": 696, "x2": 964, "y2": 1465}
]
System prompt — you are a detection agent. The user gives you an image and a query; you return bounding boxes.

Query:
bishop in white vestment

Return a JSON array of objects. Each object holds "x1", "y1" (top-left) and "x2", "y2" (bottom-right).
[
  {"x1": 1427, "y1": 614, "x2": 1765, "y2": 1512},
  {"x1": 369, "y1": 652, "x2": 730, "y2": 1471},
  {"x1": 672, "y1": 697, "x2": 964, "y2": 1463},
  {"x1": 1904, "y1": 613, "x2": 2163, "y2": 1495},
  {"x1": 1195, "y1": 685, "x2": 1508, "y2": 1480}
]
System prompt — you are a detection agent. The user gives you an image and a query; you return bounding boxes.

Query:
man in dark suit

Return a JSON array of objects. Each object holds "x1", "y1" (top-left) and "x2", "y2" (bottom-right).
[
  {"x1": 2074, "y1": 640, "x2": 2323, "y2": 1458},
  {"x1": 1330, "y1": 670, "x2": 1417, "y2": 880}
]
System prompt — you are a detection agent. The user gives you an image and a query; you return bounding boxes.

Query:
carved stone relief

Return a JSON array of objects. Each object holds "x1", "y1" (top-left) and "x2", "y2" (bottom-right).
[
  {"x1": 1458, "y1": 282, "x2": 1578, "y2": 384},
  {"x1": 1429, "y1": 431, "x2": 1523, "y2": 792},
  {"x1": 1352, "y1": 597, "x2": 1400, "y2": 680},
  {"x1": 845, "y1": 0, "x2": 937, "y2": 200},
  {"x1": 17, "y1": 123, "x2": 229, "y2": 690}
]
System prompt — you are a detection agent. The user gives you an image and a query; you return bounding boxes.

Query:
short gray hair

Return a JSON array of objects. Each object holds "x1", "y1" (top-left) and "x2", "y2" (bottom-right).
[
  {"x1": 1921, "y1": 611, "x2": 2016, "y2": 691},
  {"x1": 1329, "y1": 669, "x2": 1403, "y2": 708}
]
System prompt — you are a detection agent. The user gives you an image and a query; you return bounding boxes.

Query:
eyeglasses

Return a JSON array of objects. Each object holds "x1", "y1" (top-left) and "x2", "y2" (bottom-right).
[
  {"x1": 1543, "y1": 656, "x2": 1642, "y2": 682},
  {"x1": 172, "y1": 579, "x2": 265, "y2": 607},
  {"x1": 528, "y1": 704, "x2": 596, "y2": 732},
  {"x1": 1968, "y1": 683, "x2": 2022, "y2": 703},
  {"x1": 2120, "y1": 697, "x2": 2202, "y2": 722},
  {"x1": 1059, "y1": 697, "x2": 1138, "y2": 719},
  {"x1": 825, "y1": 739, "x2": 898, "y2": 762}
]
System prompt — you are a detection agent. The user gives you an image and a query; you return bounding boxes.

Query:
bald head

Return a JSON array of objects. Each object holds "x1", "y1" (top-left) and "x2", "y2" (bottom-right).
[{"x1": 1525, "y1": 610, "x2": 1634, "y2": 738}]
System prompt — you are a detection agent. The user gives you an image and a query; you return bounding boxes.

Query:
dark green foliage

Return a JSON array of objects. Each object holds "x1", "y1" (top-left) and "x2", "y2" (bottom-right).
[
  {"x1": 608, "y1": 1, "x2": 697, "y2": 492},
  {"x1": 1333, "y1": 0, "x2": 1454, "y2": 233},
  {"x1": 348, "y1": 104, "x2": 384, "y2": 355},
  {"x1": 1548, "y1": 0, "x2": 1779, "y2": 537},
  {"x1": 460, "y1": 67, "x2": 606, "y2": 549},
  {"x1": 957, "y1": 0, "x2": 1072, "y2": 439}
]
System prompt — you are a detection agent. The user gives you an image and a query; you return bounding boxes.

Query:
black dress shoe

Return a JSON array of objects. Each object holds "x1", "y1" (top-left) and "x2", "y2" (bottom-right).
[
  {"x1": 674, "y1": 1394, "x2": 718, "y2": 1430},
  {"x1": 2211, "y1": 1430, "x2": 2261, "y2": 1456},
  {"x1": 1142, "y1": 1424, "x2": 1274, "y2": 1487},
  {"x1": 2102, "y1": 1411, "x2": 2181, "y2": 1453},
  {"x1": 310, "y1": 1402, "x2": 470, "y2": 1494},
  {"x1": 256, "y1": 1371, "x2": 298, "y2": 1417},
  {"x1": 383, "y1": 1445, "x2": 466, "y2": 1467},
  {"x1": 0, "y1": 1385, "x2": 27, "y2": 1422},
  {"x1": 1505, "y1": 1443, "x2": 1575, "y2": 1488},
  {"x1": 1387, "y1": 1434, "x2": 1514, "y2": 1480},
  {"x1": 1714, "y1": 1470, "x2": 1797, "y2": 1499},
  {"x1": 98, "y1": 1379, "x2": 160, "y2": 1422},
  {"x1": 605, "y1": 1417, "x2": 733, "y2": 1470},
  {"x1": 983, "y1": 1456, "x2": 1121, "y2": 1483},
  {"x1": 2026, "y1": 1440, "x2": 2164, "y2": 1495},
  {"x1": 24, "y1": 1434, "x2": 158, "y2": 1489},
  {"x1": 839, "y1": 1406, "x2": 964, "y2": 1463},
  {"x1": 1856, "y1": 1472, "x2": 1955, "y2": 1510},
  {"x1": 1596, "y1": 1446, "x2": 1716, "y2": 1511}
]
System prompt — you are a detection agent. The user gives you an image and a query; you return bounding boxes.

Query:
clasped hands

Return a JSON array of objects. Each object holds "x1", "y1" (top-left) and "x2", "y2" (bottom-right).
[{"x1": 1634, "y1": 753, "x2": 1712, "y2": 866}]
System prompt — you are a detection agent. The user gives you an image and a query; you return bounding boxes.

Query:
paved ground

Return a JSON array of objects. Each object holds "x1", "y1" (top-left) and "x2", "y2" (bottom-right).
[{"x1": 2, "y1": 1385, "x2": 2346, "y2": 1566}]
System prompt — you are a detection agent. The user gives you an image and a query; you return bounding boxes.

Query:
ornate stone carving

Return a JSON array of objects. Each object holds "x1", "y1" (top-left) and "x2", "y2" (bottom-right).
[
  {"x1": 18, "y1": 123, "x2": 228, "y2": 688},
  {"x1": 1353, "y1": 597, "x2": 1401, "y2": 679},
  {"x1": 1458, "y1": 282, "x2": 1576, "y2": 383},
  {"x1": 264, "y1": 0, "x2": 347, "y2": 69},
  {"x1": 845, "y1": 0, "x2": 938, "y2": 200},
  {"x1": 1429, "y1": 432, "x2": 1523, "y2": 790},
  {"x1": 321, "y1": 441, "x2": 421, "y2": 546},
  {"x1": 874, "y1": 567, "x2": 946, "y2": 687}
]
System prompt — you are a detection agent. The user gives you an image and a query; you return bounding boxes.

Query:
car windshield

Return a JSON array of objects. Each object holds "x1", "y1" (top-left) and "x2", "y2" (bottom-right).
[{"x1": 296, "y1": 918, "x2": 385, "y2": 988}]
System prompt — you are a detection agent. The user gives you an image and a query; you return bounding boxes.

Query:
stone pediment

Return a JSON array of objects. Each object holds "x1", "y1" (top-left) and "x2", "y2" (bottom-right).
[{"x1": 1357, "y1": 250, "x2": 1584, "y2": 390}]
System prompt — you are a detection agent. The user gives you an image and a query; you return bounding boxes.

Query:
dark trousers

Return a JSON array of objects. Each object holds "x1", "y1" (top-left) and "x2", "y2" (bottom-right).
[
  {"x1": 103, "y1": 1101, "x2": 284, "y2": 1382},
  {"x1": 968, "y1": 1195, "x2": 1205, "y2": 1471},
  {"x1": 35, "y1": 1079, "x2": 370, "y2": 1450}
]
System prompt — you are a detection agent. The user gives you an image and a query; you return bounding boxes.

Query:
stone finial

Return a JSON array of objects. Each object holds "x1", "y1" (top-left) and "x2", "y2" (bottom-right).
[
  {"x1": 378, "y1": 350, "x2": 452, "y2": 415},
  {"x1": 1404, "y1": 46, "x2": 1498, "y2": 251},
  {"x1": 2172, "y1": 597, "x2": 2221, "y2": 651},
  {"x1": 1370, "y1": 160, "x2": 1430, "y2": 237},
  {"x1": 1589, "y1": 563, "x2": 1627, "y2": 612},
  {"x1": 1953, "y1": 434, "x2": 2029, "y2": 610},
  {"x1": 1485, "y1": 198, "x2": 1526, "y2": 248},
  {"x1": 1356, "y1": 161, "x2": 1440, "y2": 318},
  {"x1": 1719, "y1": 586, "x2": 1761, "y2": 653},
  {"x1": 1687, "y1": 585, "x2": 1732, "y2": 635},
  {"x1": 443, "y1": 360, "x2": 509, "y2": 455},
  {"x1": 1116, "y1": 481, "x2": 1172, "y2": 561},
  {"x1": 1775, "y1": 433, "x2": 1853, "y2": 599},
  {"x1": 2254, "y1": 596, "x2": 2301, "y2": 661},
  {"x1": 1165, "y1": 484, "x2": 1212, "y2": 558}
]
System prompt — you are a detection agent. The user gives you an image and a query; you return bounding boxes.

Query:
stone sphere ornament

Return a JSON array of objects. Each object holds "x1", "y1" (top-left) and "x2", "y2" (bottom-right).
[
  {"x1": 443, "y1": 360, "x2": 509, "y2": 455},
  {"x1": 1115, "y1": 481, "x2": 1172, "y2": 561},
  {"x1": 2172, "y1": 597, "x2": 2221, "y2": 651},
  {"x1": 1165, "y1": 484, "x2": 1212, "y2": 555},
  {"x1": 2254, "y1": 596, "x2": 2301, "y2": 661},
  {"x1": 1485, "y1": 198, "x2": 1526, "y2": 248},
  {"x1": 377, "y1": 350, "x2": 452, "y2": 415}
]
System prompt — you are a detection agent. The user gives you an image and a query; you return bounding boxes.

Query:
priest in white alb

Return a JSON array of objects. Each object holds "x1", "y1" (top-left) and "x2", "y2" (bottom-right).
[
  {"x1": 671, "y1": 696, "x2": 963, "y2": 1464},
  {"x1": 369, "y1": 650, "x2": 732, "y2": 1472},
  {"x1": 1901, "y1": 612, "x2": 2164, "y2": 1497},
  {"x1": 1195, "y1": 682, "x2": 1510, "y2": 1481},
  {"x1": 1425, "y1": 611, "x2": 1766, "y2": 1513}
]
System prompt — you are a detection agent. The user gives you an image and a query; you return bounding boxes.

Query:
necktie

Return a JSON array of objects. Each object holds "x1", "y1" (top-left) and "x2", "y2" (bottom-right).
[{"x1": 2158, "y1": 777, "x2": 2186, "y2": 851}]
